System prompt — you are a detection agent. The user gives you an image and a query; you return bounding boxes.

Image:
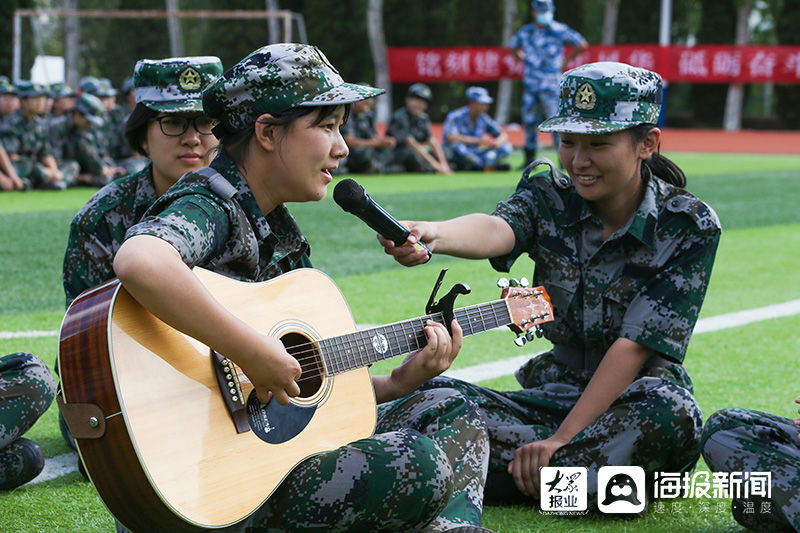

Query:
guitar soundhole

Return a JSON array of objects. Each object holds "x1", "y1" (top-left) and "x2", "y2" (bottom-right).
[{"x1": 281, "y1": 332, "x2": 323, "y2": 398}]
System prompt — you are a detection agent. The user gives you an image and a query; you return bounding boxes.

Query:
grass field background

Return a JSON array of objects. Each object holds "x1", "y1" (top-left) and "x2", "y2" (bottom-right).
[{"x1": 1, "y1": 148, "x2": 798, "y2": 532}]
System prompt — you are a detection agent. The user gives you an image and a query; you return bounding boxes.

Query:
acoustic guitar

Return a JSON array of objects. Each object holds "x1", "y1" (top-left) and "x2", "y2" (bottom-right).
[{"x1": 58, "y1": 267, "x2": 553, "y2": 532}]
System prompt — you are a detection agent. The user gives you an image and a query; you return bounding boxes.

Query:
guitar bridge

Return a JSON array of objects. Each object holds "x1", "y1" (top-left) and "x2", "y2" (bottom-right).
[{"x1": 211, "y1": 350, "x2": 251, "y2": 434}]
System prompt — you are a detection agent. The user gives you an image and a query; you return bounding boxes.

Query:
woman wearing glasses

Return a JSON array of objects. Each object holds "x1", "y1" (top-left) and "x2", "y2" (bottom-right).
[{"x1": 63, "y1": 56, "x2": 223, "y2": 306}]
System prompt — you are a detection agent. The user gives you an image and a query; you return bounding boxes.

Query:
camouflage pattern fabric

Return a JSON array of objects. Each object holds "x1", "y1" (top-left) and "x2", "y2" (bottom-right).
[
  {"x1": 63, "y1": 163, "x2": 158, "y2": 306},
  {"x1": 0, "y1": 353, "x2": 56, "y2": 487},
  {"x1": 442, "y1": 106, "x2": 511, "y2": 170},
  {"x1": 539, "y1": 62, "x2": 663, "y2": 134},
  {"x1": 386, "y1": 107, "x2": 435, "y2": 172},
  {"x1": 123, "y1": 151, "x2": 490, "y2": 531},
  {"x1": 509, "y1": 18, "x2": 584, "y2": 151},
  {"x1": 491, "y1": 162, "x2": 721, "y2": 367},
  {"x1": 0, "y1": 109, "x2": 78, "y2": 188},
  {"x1": 340, "y1": 107, "x2": 390, "y2": 173},
  {"x1": 134, "y1": 56, "x2": 223, "y2": 114},
  {"x1": 702, "y1": 408, "x2": 800, "y2": 532},
  {"x1": 229, "y1": 387, "x2": 489, "y2": 532},
  {"x1": 417, "y1": 355, "x2": 700, "y2": 510},
  {"x1": 126, "y1": 152, "x2": 312, "y2": 282},
  {"x1": 0, "y1": 109, "x2": 52, "y2": 161},
  {"x1": 202, "y1": 44, "x2": 382, "y2": 135}
]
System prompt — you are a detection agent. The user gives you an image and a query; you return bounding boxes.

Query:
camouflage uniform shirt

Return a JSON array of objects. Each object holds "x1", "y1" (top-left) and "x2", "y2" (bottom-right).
[
  {"x1": 63, "y1": 163, "x2": 158, "y2": 306},
  {"x1": 386, "y1": 106, "x2": 433, "y2": 145},
  {"x1": 442, "y1": 106, "x2": 504, "y2": 144},
  {"x1": 509, "y1": 21, "x2": 585, "y2": 92},
  {"x1": 125, "y1": 151, "x2": 311, "y2": 280},
  {"x1": 340, "y1": 107, "x2": 377, "y2": 140},
  {"x1": 491, "y1": 163, "x2": 721, "y2": 372},
  {"x1": 0, "y1": 109, "x2": 52, "y2": 159}
]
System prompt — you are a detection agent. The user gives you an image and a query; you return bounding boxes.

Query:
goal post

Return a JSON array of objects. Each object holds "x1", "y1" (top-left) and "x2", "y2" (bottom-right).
[{"x1": 12, "y1": 8, "x2": 307, "y2": 84}]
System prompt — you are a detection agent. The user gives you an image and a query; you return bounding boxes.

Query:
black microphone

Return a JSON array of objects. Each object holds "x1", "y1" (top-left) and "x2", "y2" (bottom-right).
[{"x1": 333, "y1": 178, "x2": 431, "y2": 257}]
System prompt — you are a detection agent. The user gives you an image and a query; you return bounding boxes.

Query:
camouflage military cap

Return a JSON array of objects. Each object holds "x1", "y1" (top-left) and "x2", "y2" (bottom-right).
[
  {"x1": 0, "y1": 76, "x2": 15, "y2": 94},
  {"x1": 51, "y1": 82, "x2": 76, "y2": 99},
  {"x1": 407, "y1": 83, "x2": 432, "y2": 101},
  {"x1": 135, "y1": 56, "x2": 223, "y2": 113},
  {"x1": 96, "y1": 77, "x2": 117, "y2": 97},
  {"x1": 79, "y1": 76, "x2": 101, "y2": 95},
  {"x1": 466, "y1": 86, "x2": 493, "y2": 104},
  {"x1": 74, "y1": 93, "x2": 105, "y2": 127},
  {"x1": 15, "y1": 80, "x2": 48, "y2": 98},
  {"x1": 539, "y1": 61, "x2": 662, "y2": 134},
  {"x1": 203, "y1": 43, "x2": 383, "y2": 134},
  {"x1": 121, "y1": 76, "x2": 135, "y2": 94}
]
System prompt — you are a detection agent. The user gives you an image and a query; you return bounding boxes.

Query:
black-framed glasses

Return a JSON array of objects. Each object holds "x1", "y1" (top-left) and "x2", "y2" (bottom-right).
[{"x1": 150, "y1": 115, "x2": 217, "y2": 136}]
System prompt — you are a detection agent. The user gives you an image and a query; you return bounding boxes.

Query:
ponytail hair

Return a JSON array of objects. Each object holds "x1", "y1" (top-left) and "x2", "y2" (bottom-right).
[{"x1": 629, "y1": 123, "x2": 686, "y2": 188}]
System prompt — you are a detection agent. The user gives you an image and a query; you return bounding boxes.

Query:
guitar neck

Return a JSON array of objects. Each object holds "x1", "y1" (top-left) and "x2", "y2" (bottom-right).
[{"x1": 319, "y1": 300, "x2": 510, "y2": 375}]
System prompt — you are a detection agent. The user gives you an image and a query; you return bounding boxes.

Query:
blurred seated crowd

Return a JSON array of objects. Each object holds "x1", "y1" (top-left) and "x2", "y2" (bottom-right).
[{"x1": 0, "y1": 75, "x2": 512, "y2": 192}]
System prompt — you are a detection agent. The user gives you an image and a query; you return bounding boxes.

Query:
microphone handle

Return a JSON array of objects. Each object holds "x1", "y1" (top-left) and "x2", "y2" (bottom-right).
[{"x1": 357, "y1": 200, "x2": 432, "y2": 258}]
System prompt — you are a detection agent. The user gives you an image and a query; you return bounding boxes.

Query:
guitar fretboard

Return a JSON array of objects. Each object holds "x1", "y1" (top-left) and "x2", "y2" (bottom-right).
[{"x1": 318, "y1": 300, "x2": 511, "y2": 375}]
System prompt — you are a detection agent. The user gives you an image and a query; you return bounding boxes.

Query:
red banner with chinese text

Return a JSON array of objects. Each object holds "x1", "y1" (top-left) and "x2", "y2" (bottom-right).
[{"x1": 387, "y1": 45, "x2": 800, "y2": 84}]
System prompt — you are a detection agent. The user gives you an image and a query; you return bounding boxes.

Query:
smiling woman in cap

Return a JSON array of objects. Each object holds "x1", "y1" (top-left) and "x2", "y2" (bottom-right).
[
  {"x1": 112, "y1": 43, "x2": 492, "y2": 533},
  {"x1": 379, "y1": 61, "x2": 721, "y2": 512}
]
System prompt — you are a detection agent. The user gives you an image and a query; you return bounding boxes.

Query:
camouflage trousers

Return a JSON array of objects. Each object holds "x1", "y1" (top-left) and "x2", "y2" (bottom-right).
[
  {"x1": 342, "y1": 146, "x2": 392, "y2": 174},
  {"x1": 12, "y1": 156, "x2": 80, "y2": 189},
  {"x1": 418, "y1": 351, "x2": 703, "y2": 509},
  {"x1": 0, "y1": 353, "x2": 56, "y2": 486},
  {"x1": 521, "y1": 86, "x2": 559, "y2": 153},
  {"x1": 446, "y1": 142, "x2": 512, "y2": 171},
  {"x1": 390, "y1": 145, "x2": 435, "y2": 173},
  {"x1": 702, "y1": 408, "x2": 800, "y2": 532},
  {"x1": 224, "y1": 386, "x2": 489, "y2": 533}
]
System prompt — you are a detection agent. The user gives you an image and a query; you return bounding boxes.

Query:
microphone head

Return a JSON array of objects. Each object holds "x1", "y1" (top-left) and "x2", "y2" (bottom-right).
[{"x1": 333, "y1": 178, "x2": 368, "y2": 214}]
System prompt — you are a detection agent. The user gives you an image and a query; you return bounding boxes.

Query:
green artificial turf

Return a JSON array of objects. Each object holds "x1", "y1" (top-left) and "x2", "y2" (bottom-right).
[{"x1": 1, "y1": 149, "x2": 799, "y2": 532}]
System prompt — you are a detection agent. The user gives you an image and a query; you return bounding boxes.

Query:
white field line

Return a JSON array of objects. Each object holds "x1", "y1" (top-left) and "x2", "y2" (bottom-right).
[
  {"x1": 0, "y1": 329, "x2": 59, "y2": 339},
  {"x1": 446, "y1": 298, "x2": 800, "y2": 383},
  {"x1": 30, "y1": 453, "x2": 78, "y2": 484},
  {"x1": 17, "y1": 298, "x2": 800, "y2": 485}
]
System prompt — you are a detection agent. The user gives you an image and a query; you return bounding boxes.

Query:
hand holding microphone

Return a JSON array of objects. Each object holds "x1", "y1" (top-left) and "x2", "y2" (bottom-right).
[{"x1": 333, "y1": 178, "x2": 432, "y2": 264}]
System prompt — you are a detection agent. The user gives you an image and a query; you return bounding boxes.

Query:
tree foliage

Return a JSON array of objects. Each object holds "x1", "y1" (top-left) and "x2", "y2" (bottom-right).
[{"x1": 1, "y1": 0, "x2": 793, "y2": 127}]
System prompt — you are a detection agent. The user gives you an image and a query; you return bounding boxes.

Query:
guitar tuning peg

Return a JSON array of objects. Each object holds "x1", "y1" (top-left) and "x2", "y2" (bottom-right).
[
  {"x1": 525, "y1": 330, "x2": 535, "y2": 341},
  {"x1": 519, "y1": 277, "x2": 529, "y2": 287},
  {"x1": 496, "y1": 277, "x2": 510, "y2": 289},
  {"x1": 534, "y1": 325, "x2": 544, "y2": 338},
  {"x1": 509, "y1": 278, "x2": 519, "y2": 287},
  {"x1": 513, "y1": 335, "x2": 527, "y2": 347}
]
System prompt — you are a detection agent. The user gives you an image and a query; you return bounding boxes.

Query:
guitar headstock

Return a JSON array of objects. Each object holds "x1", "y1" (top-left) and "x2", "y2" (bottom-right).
[{"x1": 501, "y1": 285, "x2": 554, "y2": 335}]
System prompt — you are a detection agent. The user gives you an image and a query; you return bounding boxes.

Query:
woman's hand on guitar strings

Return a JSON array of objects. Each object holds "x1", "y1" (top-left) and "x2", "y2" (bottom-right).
[
  {"x1": 238, "y1": 335, "x2": 302, "y2": 405},
  {"x1": 388, "y1": 319, "x2": 463, "y2": 397}
]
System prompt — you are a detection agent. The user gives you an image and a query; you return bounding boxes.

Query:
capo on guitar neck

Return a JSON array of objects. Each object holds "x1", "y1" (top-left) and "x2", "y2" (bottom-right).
[{"x1": 425, "y1": 269, "x2": 471, "y2": 335}]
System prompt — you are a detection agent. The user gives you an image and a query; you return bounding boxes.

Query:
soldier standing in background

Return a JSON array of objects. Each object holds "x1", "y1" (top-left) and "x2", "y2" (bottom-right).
[{"x1": 510, "y1": 0, "x2": 587, "y2": 169}]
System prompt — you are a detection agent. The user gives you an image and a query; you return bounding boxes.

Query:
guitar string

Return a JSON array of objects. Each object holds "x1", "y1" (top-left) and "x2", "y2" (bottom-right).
[
  {"x1": 238, "y1": 300, "x2": 527, "y2": 372},
  {"x1": 227, "y1": 301, "x2": 539, "y2": 386}
]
